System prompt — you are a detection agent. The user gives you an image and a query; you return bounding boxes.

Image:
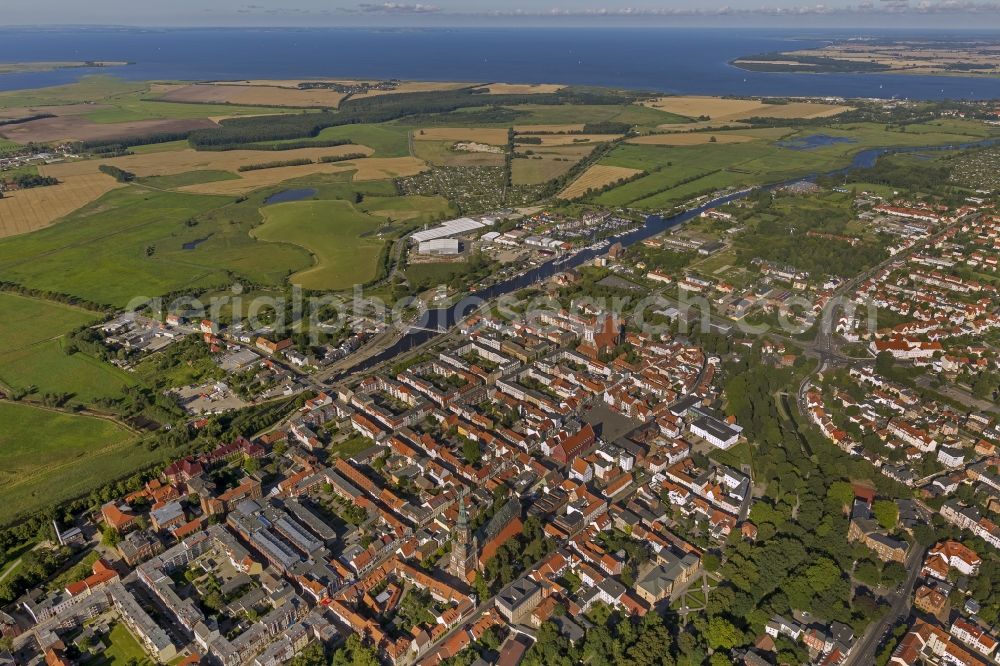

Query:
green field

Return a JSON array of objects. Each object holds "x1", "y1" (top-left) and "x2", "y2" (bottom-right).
[
  {"x1": 405, "y1": 262, "x2": 472, "y2": 289},
  {"x1": 84, "y1": 97, "x2": 284, "y2": 124},
  {"x1": 0, "y1": 402, "x2": 136, "y2": 514},
  {"x1": 0, "y1": 76, "x2": 284, "y2": 123},
  {"x1": 591, "y1": 122, "x2": 1000, "y2": 208},
  {"x1": 0, "y1": 187, "x2": 311, "y2": 306},
  {"x1": 138, "y1": 170, "x2": 240, "y2": 189},
  {"x1": 0, "y1": 75, "x2": 147, "y2": 108},
  {"x1": 499, "y1": 103, "x2": 689, "y2": 128},
  {"x1": 266, "y1": 122, "x2": 413, "y2": 157},
  {"x1": 130, "y1": 140, "x2": 192, "y2": 154},
  {"x1": 254, "y1": 199, "x2": 389, "y2": 290},
  {"x1": 412, "y1": 139, "x2": 505, "y2": 167},
  {"x1": 512, "y1": 144, "x2": 593, "y2": 185},
  {"x1": 360, "y1": 194, "x2": 454, "y2": 223},
  {"x1": 0, "y1": 292, "x2": 137, "y2": 403}
]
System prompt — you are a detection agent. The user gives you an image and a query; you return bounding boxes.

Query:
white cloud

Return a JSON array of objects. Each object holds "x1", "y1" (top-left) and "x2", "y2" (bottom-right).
[{"x1": 354, "y1": 2, "x2": 441, "y2": 13}]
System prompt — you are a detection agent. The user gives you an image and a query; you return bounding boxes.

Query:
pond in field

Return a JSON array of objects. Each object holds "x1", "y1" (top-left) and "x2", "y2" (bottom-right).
[
  {"x1": 182, "y1": 235, "x2": 213, "y2": 250},
  {"x1": 778, "y1": 134, "x2": 858, "y2": 151},
  {"x1": 264, "y1": 188, "x2": 317, "y2": 205}
]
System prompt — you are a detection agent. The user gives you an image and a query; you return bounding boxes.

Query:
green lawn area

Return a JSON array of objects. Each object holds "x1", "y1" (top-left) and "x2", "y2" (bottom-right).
[
  {"x1": 690, "y1": 247, "x2": 738, "y2": 277},
  {"x1": 0, "y1": 187, "x2": 311, "y2": 306},
  {"x1": 131, "y1": 353, "x2": 221, "y2": 390},
  {"x1": 405, "y1": 262, "x2": 472, "y2": 290},
  {"x1": 96, "y1": 623, "x2": 148, "y2": 666},
  {"x1": 331, "y1": 434, "x2": 376, "y2": 459},
  {"x1": 708, "y1": 441, "x2": 753, "y2": 471},
  {"x1": 0, "y1": 539, "x2": 35, "y2": 579},
  {"x1": 138, "y1": 170, "x2": 240, "y2": 189},
  {"x1": 254, "y1": 199, "x2": 388, "y2": 290},
  {"x1": 0, "y1": 138, "x2": 21, "y2": 151},
  {"x1": 0, "y1": 402, "x2": 137, "y2": 520}
]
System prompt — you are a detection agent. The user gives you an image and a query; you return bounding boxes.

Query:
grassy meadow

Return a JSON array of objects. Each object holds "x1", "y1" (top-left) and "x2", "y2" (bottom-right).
[
  {"x1": 0, "y1": 292, "x2": 136, "y2": 403},
  {"x1": 588, "y1": 121, "x2": 1000, "y2": 208},
  {"x1": 0, "y1": 187, "x2": 311, "y2": 306},
  {"x1": 255, "y1": 199, "x2": 391, "y2": 290},
  {"x1": 0, "y1": 401, "x2": 140, "y2": 520}
]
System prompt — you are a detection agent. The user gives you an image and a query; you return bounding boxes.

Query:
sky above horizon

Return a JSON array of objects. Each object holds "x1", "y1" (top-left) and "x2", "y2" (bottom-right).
[{"x1": 4, "y1": 0, "x2": 1000, "y2": 28}]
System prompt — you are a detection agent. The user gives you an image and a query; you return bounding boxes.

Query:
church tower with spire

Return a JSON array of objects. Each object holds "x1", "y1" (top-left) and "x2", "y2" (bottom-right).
[{"x1": 450, "y1": 490, "x2": 476, "y2": 580}]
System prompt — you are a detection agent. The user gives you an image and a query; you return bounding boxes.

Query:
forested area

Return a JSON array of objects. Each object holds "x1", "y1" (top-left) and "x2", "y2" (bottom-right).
[
  {"x1": 734, "y1": 191, "x2": 888, "y2": 278},
  {"x1": 824, "y1": 155, "x2": 953, "y2": 193},
  {"x1": 5, "y1": 173, "x2": 59, "y2": 188},
  {"x1": 98, "y1": 164, "x2": 135, "y2": 182},
  {"x1": 80, "y1": 131, "x2": 192, "y2": 153},
  {"x1": 188, "y1": 88, "x2": 634, "y2": 148}
]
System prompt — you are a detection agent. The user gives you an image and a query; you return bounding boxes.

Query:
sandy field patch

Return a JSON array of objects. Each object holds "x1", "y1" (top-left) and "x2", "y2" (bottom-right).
[
  {"x1": 41, "y1": 144, "x2": 375, "y2": 179},
  {"x1": 513, "y1": 124, "x2": 586, "y2": 133},
  {"x1": 414, "y1": 127, "x2": 511, "y2": 145},
  {"x1": 641, "y1": 96, "x2": 851, "y2": 122},
  {"x1": 0, "y1": 174, "x2": 123, "y2": 238},
  {"x1": 475, "y1": 83, "x2": 565, "y2": 95},
  {"x1": 626, "y1": 133, "x2": 757, "y2": 146},
  {"x1": 176, "y1": 157, "x2": 428, "y2": 196},
  {"x1": 559, "y1": 164, "x2": 643, "y2": 200},
  {"x1": 517, "y1": 134, "x2": 621, "y2": 146},
  {"x1": 412, "y1": 140, "x2": 505, "y2": 168},
  {"x1": 158, "y1": 83, "x2": 347, "y2": 109},
  {"x1": 0, "y1": 116, "x2": 218, "y2": 144}
]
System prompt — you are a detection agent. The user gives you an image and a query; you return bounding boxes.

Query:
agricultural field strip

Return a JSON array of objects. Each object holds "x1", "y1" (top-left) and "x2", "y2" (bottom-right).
[
  {"x1": 41, "y1": 143, "x2": 375, "y2": 179},
  {"x1": 559, "y1": 164, "x2": 644, "y2": 199},
  {"x1": 640, "y1": 96, "x2": 852, "y2": 122},
  {"x1": 0, "y1": 174, "x2": 126, "y2": 238}
]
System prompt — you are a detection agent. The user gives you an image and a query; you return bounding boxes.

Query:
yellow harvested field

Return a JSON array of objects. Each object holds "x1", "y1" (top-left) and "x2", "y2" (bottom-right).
[
  {"x1": 559, "y1": 165, "x2": 643, "y2": 200},
  {"x1": 514, "y1": 124, "x2": 586, "y2": 133},
  {"x1": 41, "y1": 144, "x2": 374, "y2": 179},
  {"x1": 641, "y1": 96, "x2": 851, "y2": 122},
  {"x1": 157, "y1": 83, "x2": 347, "y2": 108},
  {"x1": 0, "y1": 174, "x2": 123, "y2": 238},
  {"x1": 517, "y1": 134, "x2": 620, "y2": 146},
  {"x1": 176, "y1": 157, "x2": 428, "y2": 196},
  {"x1": 349, "y1": 81, "x2": 477, "y2": 99},
  {"x1": 475, "y1": 83, "x2": 564, "y2": 95},
  {"x1": 414, "y1": 127, "x2": 511, "y2": 145},
  {"x1": 744, "y1": 102, "x2": 853, "y2": 119},
  {"x1": 627, "y1": 133, "x2": 757, "y2": 146}
]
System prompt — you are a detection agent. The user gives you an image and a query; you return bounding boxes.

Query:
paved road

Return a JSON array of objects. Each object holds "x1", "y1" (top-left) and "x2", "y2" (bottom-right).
[{"x1": 844, "y1": 545, "x2": 925, "y2": 666}]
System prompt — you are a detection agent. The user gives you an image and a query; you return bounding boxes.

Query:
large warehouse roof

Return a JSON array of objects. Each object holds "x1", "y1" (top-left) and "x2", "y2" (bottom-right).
[{"x1": 411, "y1": 217, "x2": 489, "y2": 243}]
